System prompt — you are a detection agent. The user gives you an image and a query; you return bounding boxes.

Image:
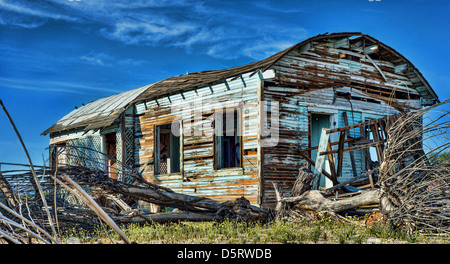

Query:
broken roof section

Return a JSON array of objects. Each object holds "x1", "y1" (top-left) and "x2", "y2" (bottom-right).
[
  {"x1": 41, "y1": 84, "x2": 152, "y2": 135},
  {"x1": 42, "y1": 32, "x2": 439, "y2": 136},
  {"x1": 133, "y1": 32, "x2": 439, "y2": 103}
]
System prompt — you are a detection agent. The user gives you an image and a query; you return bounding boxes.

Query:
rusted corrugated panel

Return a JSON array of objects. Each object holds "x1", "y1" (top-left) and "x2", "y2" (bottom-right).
[{"x1": 42, "y1": 84, "x2": 152, "y2": 135}]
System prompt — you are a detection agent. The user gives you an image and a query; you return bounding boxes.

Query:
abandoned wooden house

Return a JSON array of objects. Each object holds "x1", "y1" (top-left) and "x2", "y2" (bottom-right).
[{"x1": 42, "y1": 32, "x2": 439, "y2": 209}]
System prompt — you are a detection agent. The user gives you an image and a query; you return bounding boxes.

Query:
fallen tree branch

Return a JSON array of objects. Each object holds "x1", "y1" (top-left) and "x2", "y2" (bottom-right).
[
  {"x1": 281, "y1": 189, "x2": 380, "y2": 213},
  {"x1": 1, "y1": 99, "x2": 57, "y2": 237},
  {"x1": 0, "y1": 201, "x2": 59, "y2": 244},
  {"x1": 116, "y1": 212, "x2": 222, "y2": 224},
  {"x1": 55, "y1": 174, "x2": 130, "y2": 244},
  {"x1": 53, "y1": 166, "x2": 269, "y2": 223}
]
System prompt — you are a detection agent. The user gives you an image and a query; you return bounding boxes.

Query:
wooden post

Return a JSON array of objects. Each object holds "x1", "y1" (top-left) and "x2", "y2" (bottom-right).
[
  {"x1": 360, "y1": 122, "x2": 373, "y2": 170},
  {"x1": 370, "y1": 123, "x2": 383, "y2": 163},
  {"x1": 342, "y1": 112, "x2": 358, "y2": 177},
  {"x1": 315, "y1": 128, "x2": 330, "y2": 175},
  {"x1": 326, "y1": 139, "x2": 337, "y2": 180},
  {"x1": 336, "y1": 130, "x2": 346, "y2": 182},
  {"x1": 298, "y1": 151, "x2": 336, "y2": 184}
]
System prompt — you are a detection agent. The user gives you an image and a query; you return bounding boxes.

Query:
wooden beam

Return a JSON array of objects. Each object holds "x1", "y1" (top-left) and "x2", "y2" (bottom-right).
[
  {"x1": 315, "y1": 128, "x2": 330, "y2": 175},
  {"x1": 359, "y1": 121, "x2": 373, "y2": 170},
  {"x1": 298, "y1": 151, "x2": 337, "y2": 184},
  {"x1": 365, "y1": 55, "x2": 388, "y2": 82},
  {"x1": 300, "y1": 136, "x2": 364, "y2": 152},
  {"x1": 326, "y1": 117, "x2": 387, "y2": 134},
  {"x1": 326, "y1": 138, "x2": 337, "y2": 180},
  {"x1": 319, "y1": 141, "x2": 383, "y2": 155},
  {"x1": 370, "y1": 123, "x2": 384, "y2": 163},
  {"x1": 342, "y1": 112, "x2": 358, "y2": 177},
  {"x1": 336, "y1": 131, "x2": 346, "y2": 180}
]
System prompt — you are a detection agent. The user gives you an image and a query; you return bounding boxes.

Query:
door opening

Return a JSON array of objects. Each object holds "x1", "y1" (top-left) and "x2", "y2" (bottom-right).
[
  {"x1": 310, "y1": 113, "x2": 331, "y2": 188},
  {"x1": 105, "y1": 133, "x2": 117, "y2": 179}
]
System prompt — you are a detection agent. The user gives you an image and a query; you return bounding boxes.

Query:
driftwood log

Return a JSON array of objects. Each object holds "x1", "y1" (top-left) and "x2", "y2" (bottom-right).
[
  {"x1": 291, "y1": 166, "x2": 316, "y2": 197},
  {"x1": 281, "y1": 190, "x2": 380, "y2": 213},
  {"x1": 273, "y1": 167, "x2": 381, "y2": 218}
]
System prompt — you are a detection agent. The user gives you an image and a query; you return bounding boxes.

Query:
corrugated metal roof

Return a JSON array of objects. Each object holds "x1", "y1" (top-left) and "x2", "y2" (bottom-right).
[{"x1": 41, "y1": 84, "x2": 152, "y2": 135}]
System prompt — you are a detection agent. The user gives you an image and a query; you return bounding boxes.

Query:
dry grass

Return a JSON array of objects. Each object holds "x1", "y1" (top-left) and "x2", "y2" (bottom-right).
[{"x1": 60, "y1": 215, "x2": 450, "y2": 244}]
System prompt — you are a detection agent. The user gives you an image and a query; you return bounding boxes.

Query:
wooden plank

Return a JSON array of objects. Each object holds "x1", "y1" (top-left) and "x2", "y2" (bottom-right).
[
  {"x1": 370, "y1": 123, "x2": 384, "y2": 163},
  {"x1": 326, "y1": 138, "x2": 337, "y2": 180},
  {"x1": 298, "y1": 151, "x2": 336, "y2": 184},
  {"x1": 299, "y1": 136, "x2": 364, "y2": 152},
  {"x1": 336, "y1": 131, "x2": 346, "y2": 181},
  {"x1": 319, "y1": 141, "x2": 383, "y2": 155},
  {"x1": 326, "y1": 118, "x2": 384, "y2": 134},
  {"x1": 342, "y1": 112, "x2": 358, "y2": 177},
  {"x1": 359, "y1": 121, "x2": 373, "y2": 170},
  {"x1": 314, "y1": 128, "x2": 330, "y2": 174}
]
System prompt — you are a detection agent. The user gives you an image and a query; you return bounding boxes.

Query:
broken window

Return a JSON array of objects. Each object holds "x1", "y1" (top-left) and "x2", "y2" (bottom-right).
[
  {"x1": 155, "y1": 123, "x2": 181, "y2": 174},
  {"x1": 215, "y1": 108, "x2": 242, "y2": 169}
]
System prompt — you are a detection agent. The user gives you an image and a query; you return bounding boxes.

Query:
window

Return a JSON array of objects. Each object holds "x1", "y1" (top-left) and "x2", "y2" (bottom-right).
[
  {"x1": 155, "y1": 123, "x2": 181, "y2": 174},
  {"x1": 215, "y1": 108, "x2": 242, "y2": 169}
]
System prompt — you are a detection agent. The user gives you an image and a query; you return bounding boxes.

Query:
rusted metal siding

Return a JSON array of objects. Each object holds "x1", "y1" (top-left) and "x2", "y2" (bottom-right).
[
  {"x1": 43, "y1": 84, "x2": 150, "y2": 135},
  {"x1": 135, "y1": 72, "x2": 264, "y2": 204}
]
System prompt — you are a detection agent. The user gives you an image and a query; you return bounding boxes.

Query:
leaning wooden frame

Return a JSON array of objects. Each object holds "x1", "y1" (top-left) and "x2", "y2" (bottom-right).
[
  {"x1": 298, "y1": 113, "x2": 396, "y2": 189},
  {"x1": 287, "y1": 99, "x2": 450, "y2": 234}
]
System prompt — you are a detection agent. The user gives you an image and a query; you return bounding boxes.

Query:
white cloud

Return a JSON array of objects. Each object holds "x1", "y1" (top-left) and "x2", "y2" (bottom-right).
[
  {"x1": 0, "y1": 12, "x2": 46, "y2": 28},
  {"x1": 79, "y1": 51, "x2": 147, "y2": 67},
  {"x1": 80, "y1": 52, "x2": 114, "y2": 67},
  {"x1": 243, "y1": 41, "x2": 294, "y2": 60},
  {"x1": 0, "y1": 0, "x2": 309, "y2": 60},
  {"x1": 251, "y1": 0, "x2": 305, "y2": 14},
  {"x1": 0, "y1": 0, "x2": 78, "y2": 22},
  {"x1": 100, "y1": 18, "x2": 197, "y2": 45},
  {"x1": 0, "y1": 77, "x2": 121, "y2": 95}
]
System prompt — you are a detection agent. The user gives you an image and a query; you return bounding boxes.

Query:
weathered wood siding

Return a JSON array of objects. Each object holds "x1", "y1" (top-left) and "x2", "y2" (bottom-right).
[
  {"x1": 134, "y1": 72, "x2": 263, "y2": 204},
  {"x1": 260, "y1": 42, "x2": 421, "y2": 207},
  {"x1": 260, "y1": 86, "x2": 309, "y2": 206}
]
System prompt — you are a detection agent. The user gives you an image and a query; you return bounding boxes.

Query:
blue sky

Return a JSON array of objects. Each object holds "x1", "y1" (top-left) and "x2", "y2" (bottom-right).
[{"x1": 1, "y1": 0, "x2": 449, "y2": 166}]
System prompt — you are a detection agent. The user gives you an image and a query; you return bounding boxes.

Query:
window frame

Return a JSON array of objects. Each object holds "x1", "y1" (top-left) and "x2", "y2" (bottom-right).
[
  {"x1": 213, "y1": 107, "x2": 243, "y2": 170},
  {"x1": 154, "y1": 120, "x2": 183, "y2": 175}
]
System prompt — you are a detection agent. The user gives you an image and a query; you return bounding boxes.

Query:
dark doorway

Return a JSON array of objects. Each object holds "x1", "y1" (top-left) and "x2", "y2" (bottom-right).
[{"x1": 105, "y1": 133, "x2": 117, "y2": 179}]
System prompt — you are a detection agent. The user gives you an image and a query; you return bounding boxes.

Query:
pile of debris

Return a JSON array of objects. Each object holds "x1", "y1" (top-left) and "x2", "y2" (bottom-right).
[
  {"x1": 0, "y1": 162, "x2": 270, "y2": 244},
  {"x1": 273, "y1": 100, "x2": 450, "y2": 235}
]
